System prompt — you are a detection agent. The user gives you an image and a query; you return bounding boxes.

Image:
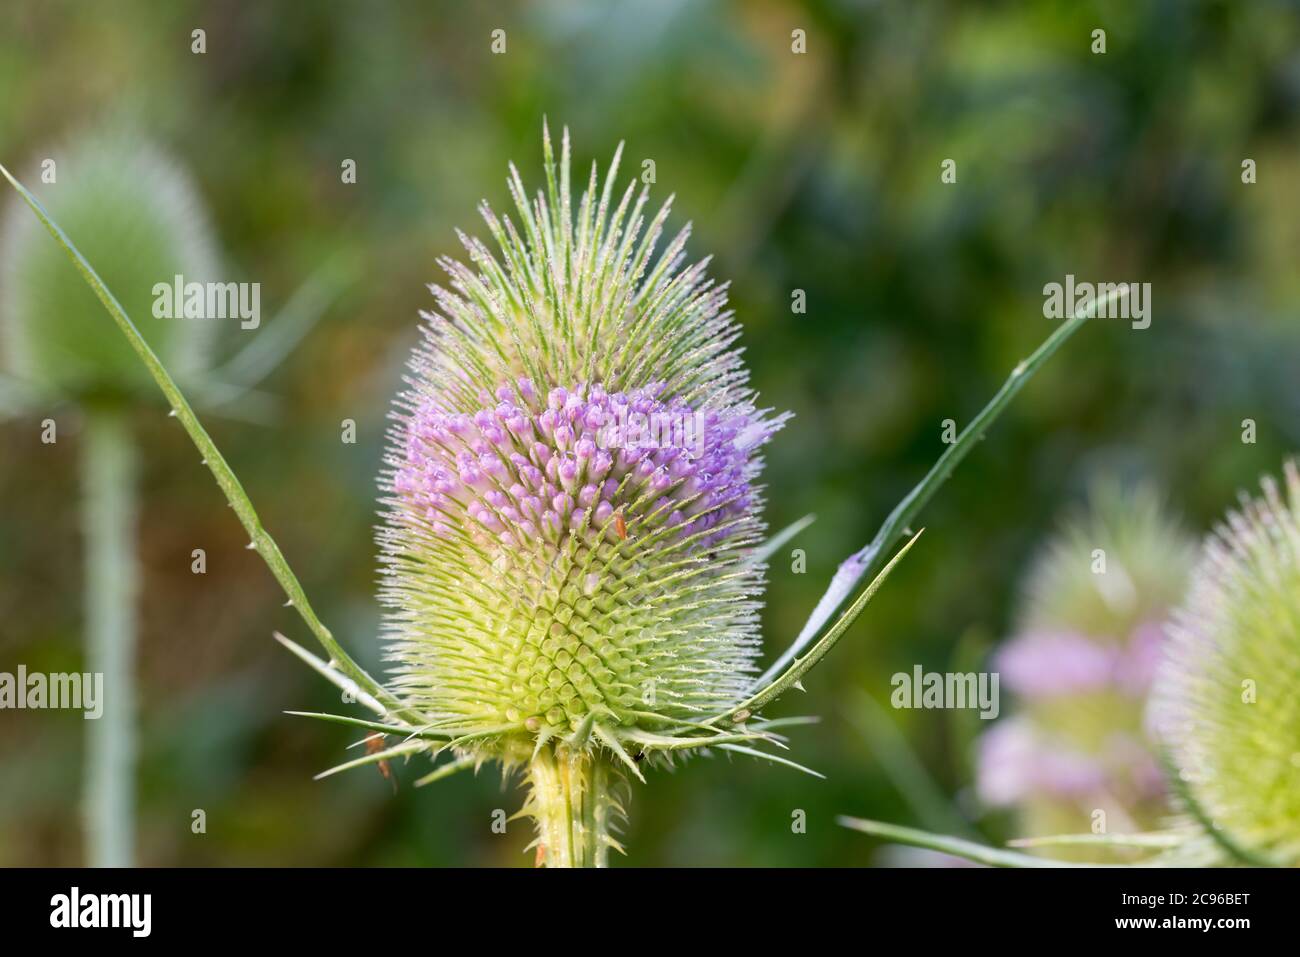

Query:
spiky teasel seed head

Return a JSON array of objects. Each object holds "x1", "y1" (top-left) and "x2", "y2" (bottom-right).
[
  {"x1": 1015, "y1": 482, "x2": 1195, "y2": 644},
  {"x1": 978, "y1": 482, "x2": 1197, "y2": 845},
  {"x1": 376, "y1": 126, "x2": 786, "y2": 825},
  {"x1": 1152, "y1": 461, "x2": 1300, "y2": 865},
  {"x1": 0, "y1": 129, "x2": 219, "y2": 404}
]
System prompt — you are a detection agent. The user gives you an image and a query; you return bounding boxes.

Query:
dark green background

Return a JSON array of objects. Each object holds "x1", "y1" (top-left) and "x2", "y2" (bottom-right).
[{"x1": 1, "y1": 0, "x2": 1297, "y2": 865}]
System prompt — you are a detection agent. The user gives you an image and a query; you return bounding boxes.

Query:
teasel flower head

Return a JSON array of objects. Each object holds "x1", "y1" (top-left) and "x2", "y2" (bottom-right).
[
  {"x1": 977, "y1": 482, "x2": 1196, "y2": 845},
  {"x1": 376, "y1": 126, "x2": 787, "y2": 864},
  {"x1": 0, "y1": 129, "x2": 219, "y2": 404},
  {"x1": 1152, "y1": 461, "x2": 1300, "y2": 866}
]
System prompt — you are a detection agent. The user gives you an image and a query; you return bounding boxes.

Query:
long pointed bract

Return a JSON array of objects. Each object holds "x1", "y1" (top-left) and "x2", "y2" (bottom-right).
[{"x1": 0, "y1": 161, "x2": 403, "y2": 721}]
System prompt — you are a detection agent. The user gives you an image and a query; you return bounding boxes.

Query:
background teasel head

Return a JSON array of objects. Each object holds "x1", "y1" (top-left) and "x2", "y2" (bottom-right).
[
  {"x1": 0, "y1": 128, "x2": 219, "y2": 404},
  {"x1": 375, "y1": 126, "x2": 789, "y2": 864},
  {"x1": 977, "y1": 482, "x2": 1197, "y2": 847},
  {"x1": 1152, "y1": 460, "x2": 1300, "y2": 866}
]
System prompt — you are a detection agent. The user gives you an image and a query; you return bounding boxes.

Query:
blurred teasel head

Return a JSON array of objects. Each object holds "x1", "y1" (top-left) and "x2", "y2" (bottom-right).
[
  {"x1": 0, "y1": 129, "x2": 219, "y2": 404},
  {"x1": 977, "y1": 482, "x2": 1197, "y2": 844},
  {"x1": 376, "y1": 126, "x2": 787, "y2": 863},
  {"x1": 1152, "y1": 461, "x2": 1300, "y2": 866}
]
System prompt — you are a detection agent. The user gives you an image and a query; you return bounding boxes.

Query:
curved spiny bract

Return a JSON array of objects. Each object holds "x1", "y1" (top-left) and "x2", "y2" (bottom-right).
[{"x1": 374, "y1": 127, "x2": 787, "y2": 861}]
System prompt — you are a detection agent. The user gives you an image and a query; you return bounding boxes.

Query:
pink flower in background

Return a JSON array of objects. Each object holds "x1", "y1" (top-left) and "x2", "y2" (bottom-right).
[{"x1": 976, "y1": 483, "x2": 1196, "y2": 845}]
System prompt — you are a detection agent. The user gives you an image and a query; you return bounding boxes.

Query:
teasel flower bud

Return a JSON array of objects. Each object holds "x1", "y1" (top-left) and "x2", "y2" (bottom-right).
[
  {"x1": 1, "y1": 129, "x2": 219, "y2": 403},
  {"x1": 377, "y1": 126, "x2": 787, "y2": 865},
  {"x1": 977, "y1": 483, "x2": 1197, "y2": 850},
  {"x1": 1152, "y1": 461, "x2": 1300, "y2": 865}
]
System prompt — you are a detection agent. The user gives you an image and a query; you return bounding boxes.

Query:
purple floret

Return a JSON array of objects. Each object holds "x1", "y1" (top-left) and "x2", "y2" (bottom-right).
[{"x1": 395, "y1": 378, "x2": 775, "y2": 552}]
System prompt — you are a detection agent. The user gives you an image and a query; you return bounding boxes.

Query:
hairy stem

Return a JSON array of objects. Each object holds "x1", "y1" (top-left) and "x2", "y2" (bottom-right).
[
  {"x1": 82, "y1": 407, "x2": 136, "y2": 867},
  {"x1": 526, "y1": 747, "x2": 617, "y2": 868}
]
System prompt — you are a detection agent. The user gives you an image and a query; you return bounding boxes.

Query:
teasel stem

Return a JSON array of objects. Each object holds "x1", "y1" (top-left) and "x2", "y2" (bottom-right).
[
  {"x1": 81, "y1": 405, "x2": 137, "y2": 867},
  {"x1": 526, "y1": 747, "x2": 619, "y2": 868}
]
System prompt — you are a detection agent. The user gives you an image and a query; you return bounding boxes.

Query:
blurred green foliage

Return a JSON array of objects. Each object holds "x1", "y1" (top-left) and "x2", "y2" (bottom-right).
[{"x1": 1, "y1": 0, "x2": 1298, "y2": 866}]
